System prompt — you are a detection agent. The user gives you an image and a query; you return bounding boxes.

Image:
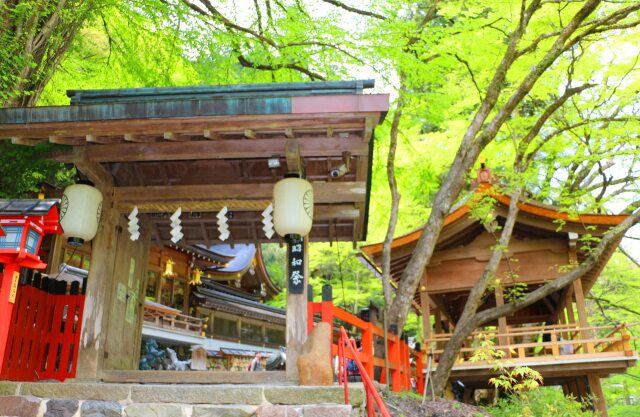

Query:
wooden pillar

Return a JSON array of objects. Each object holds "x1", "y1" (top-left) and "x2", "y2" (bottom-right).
[
  {"x1": 587, "y1": 373, "x2": 608, "y2": 417},
  {"x1": 46, "y1": 234, "x2": 65, "y2": 275},
  {"x1": 285, "y1": 237, "x2": 308, "y2": 381},
  {"x1": 75, "y1": 199, "x2": 119, "y2": 379},
  {"x1": 495, "y1": 286, "x2": 510, "y2": 357},
  {"x1": 573, "y1": 278, "x2": 594, "y2": 353},
  {"x1": 419, "y1": 273, "x2": 431, "y2": 344},
  {"x1": 434, "y1": 309, "x2": 443, "y2": 350}
]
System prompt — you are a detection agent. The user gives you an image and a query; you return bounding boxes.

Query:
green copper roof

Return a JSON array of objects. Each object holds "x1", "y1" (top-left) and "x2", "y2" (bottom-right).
[
  {"x1": 67, "y1": 80, "x2": 375, "y2": 105},
  {"x1": 0, "y1": 80, "x2": 377, "y2": 124}
]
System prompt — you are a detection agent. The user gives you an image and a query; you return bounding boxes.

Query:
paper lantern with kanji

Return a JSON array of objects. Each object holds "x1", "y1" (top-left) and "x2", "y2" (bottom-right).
[
  {"x1": 59, "y1": 183, "x2": 103, "y2": 247},
  {"x1": 273, "y1": 177, "x2": 314, "y2": 238}
]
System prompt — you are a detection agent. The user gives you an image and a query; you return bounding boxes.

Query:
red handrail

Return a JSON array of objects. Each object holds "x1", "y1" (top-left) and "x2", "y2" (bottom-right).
[
  {"x1": 338, "y1": 326, "x2": 391, "y2": 417},
  {"x1": 308, "y1": 299, "x2": 422, "y2": 393}
]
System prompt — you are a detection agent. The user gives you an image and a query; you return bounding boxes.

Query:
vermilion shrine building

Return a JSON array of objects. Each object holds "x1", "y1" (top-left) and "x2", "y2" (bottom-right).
[
  {"x1": 360, "y1": 168, "x2": 637, "y2": 416},
  {"x1": 0, "y1": 80, "x2": 389, "y2": 382}
]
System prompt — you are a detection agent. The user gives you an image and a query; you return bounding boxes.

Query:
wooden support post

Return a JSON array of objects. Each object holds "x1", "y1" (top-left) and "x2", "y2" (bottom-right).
[
  {"x1": 587, "y1": 374, "x2": 608, "y2": 417},
  {"x1": 47, "y1": 234, "x2": 65, "y2": 275},
  {"x1": 285, "y1": 237, "x2": 308, "y2": 381},
  {"x1": 416, "y1": 348, "x2": 424, "y2": 394},
  {"x1": 573, "y1": 278, "x2": 594, "y2": 353},
  {"x1": 550, "y1": 331, "x2": 560, "y2": 358},
  {"x1": 75, "y1": 199, "x2": 119, "y2": 379},
  {"x1": 419, "y1": 273, "x2": 431, "y2": 345},
  {"x1": 565, "y1": 298, "x2": 577, "y2": 347},
  {"x1": 434, "y1": 309, "x2": 443, "y2": 350},
  {"x1": 495, "y1": 286, "x2": 510, "y2": 357}
]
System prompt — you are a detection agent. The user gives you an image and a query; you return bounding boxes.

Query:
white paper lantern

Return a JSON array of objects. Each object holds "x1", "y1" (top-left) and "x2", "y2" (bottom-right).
[
  {"x1": 273, "y1": 177, "x2": 314, "y2": 238},
  {"x1": 59, "y1": 183, "x2": 103, "y2": 247}
]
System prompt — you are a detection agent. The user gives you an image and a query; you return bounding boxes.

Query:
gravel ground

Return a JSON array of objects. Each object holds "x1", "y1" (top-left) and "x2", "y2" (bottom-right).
[{"x1": 382, "y1": 392, "x2": 493, "y2": 417}]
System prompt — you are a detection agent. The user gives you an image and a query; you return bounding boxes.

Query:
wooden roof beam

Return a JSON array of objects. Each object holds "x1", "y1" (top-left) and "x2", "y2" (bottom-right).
[
  {"x1": 113, "y1": 181, "x2": 366, "y2": 208},
  {"x1": 363, "y1": 115, "x2": 379, "y2": 143},
  {"x1": 86, "y1": 134, "x2": 122, "y2": 144},
  {"x1": 124, "y1": 133, "x2": 157, "y2": 143},
  {"x1": 285, "y1": 139, "x2": 302, "y2": 174},
  {"x1": 49, "y1": 135, "x2": 86, "y2": 146},
  {"x1": 72, "y1": 148, "x2": 114, "y2": 190},
  {"x1": 203, "y1": 129, "x2": 220, "y2": 140},
  {"x1": 11, "y1": 137, "x2": 48, "y2": 146},
  {"x1": 56, "y1": 136, "x2": 369, "y2": 163}
]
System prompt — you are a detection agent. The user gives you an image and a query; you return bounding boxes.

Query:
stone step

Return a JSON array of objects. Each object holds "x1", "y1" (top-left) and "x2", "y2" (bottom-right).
[
  {"x1": 0, "y1": 381, "x2": 364, "y2": 405},
  {"x1": 0, "y1": 381, "x2": 365, "y2": 417}
]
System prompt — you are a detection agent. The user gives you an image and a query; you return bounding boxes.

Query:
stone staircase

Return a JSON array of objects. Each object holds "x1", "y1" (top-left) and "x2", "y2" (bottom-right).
[{"x1": 0, "y1": 381, "x2": 365, "y2": 417}]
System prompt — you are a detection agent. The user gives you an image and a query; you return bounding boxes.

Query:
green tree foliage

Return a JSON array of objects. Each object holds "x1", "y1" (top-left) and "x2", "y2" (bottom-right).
[
  {"x1": 488, "y1": 388, "x2": 597, "y2": 417},
  {"x1": 0, "y1": 0, "x2": 105, "y2": 106},
  {"x1": 0, "y1": 142, "x2": 74, "y2": 198}
]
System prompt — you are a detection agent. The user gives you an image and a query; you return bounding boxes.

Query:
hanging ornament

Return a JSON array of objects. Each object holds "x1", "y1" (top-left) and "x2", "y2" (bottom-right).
[
  {"x1": 189, "y1": 268, "x2": 202, "y2": 286},
  {"x1": 262, "y1": 203, "x2": 275, "y2": 239},
  {"x1": 127, "y1": 206, "x2": 140, "y2": 241},
  {"x1": 163, "y1": 258, "x2": 175, "y2": 277},
  {"x1": 217, "y1": 206, "x2": 230, "y2": 241},
  {"x1": 170, "y1": 207, "x2": 183, "y2": 244}
]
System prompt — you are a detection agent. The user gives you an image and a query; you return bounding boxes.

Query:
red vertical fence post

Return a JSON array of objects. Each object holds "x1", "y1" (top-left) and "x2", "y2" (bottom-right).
[
  {"x1": 404, "y1": 340, "x2": 411, "y2": 390},
  {"x1": 320, "y1": 283, "x2": 334, "y2": 326},
  {"x1": 307, "y1": 284, "x2": 315, "y2": 335},
  {"x1": 416, "y1": 348, "x2": 424, "y2": 394},
  {"x1": 0, "y1": 263, "x2": 21, "y2": 372},
  {"x1": 361, "y1": 322, "x2": 374, "y2": 379},
  {"x1": 388, "y1": 332, "x2": 402, "y2": 392}
]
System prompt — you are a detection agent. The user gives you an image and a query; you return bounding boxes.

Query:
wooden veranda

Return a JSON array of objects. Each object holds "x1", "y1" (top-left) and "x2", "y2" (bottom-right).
[{"x1": 0, "y1": 80, "x2": 389, "y2": 381}]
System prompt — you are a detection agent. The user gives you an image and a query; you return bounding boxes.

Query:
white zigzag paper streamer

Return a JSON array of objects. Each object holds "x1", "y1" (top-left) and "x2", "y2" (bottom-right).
[
  {"x1": 217, "y1": 206, "x2": 230, "y2": 241},
  {"x1": 127, "y1": 206, "x2": 140, "y2": 241},
  {"x1": 262, "y1": 204, "x2": 274, "y2": 239},
  {"x1": 170, "y1": 207, "x2": 183, "y2": 243}
]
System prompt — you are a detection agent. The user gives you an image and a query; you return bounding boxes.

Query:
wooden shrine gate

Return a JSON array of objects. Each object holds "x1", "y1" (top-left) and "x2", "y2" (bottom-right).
[{"x1": 0, "y1": 272, "x2": 86, "y2": 381}]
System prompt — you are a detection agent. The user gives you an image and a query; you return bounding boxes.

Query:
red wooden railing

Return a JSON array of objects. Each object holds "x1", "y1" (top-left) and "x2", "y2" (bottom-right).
[
  {"x1": 307, "y1": 297, "x2": 423, "y2": 393},
  {"x1": 0, "y1": 274, "x2": 85, "y2": 381},
  {"x1": 338, "y1": 327, "x2": 391, "y2": 417}
]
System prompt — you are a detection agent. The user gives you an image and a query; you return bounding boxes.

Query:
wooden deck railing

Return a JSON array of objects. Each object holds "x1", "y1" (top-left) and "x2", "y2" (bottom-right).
[
  {"x1": 424, "y1": 323, "x2": 635, "y2": 366},
  {"x1": 143, "y1": 304, "x2": 203, "y2": 336}
]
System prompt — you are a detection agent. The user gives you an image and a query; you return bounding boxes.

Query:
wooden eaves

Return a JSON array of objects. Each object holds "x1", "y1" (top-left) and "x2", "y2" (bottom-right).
[
  {"x1": 360, "y1": 183, "x2": 628, "y2": 310},
  {"x1": 0, "y1": 80, "x2": 389, "y2": 246}
]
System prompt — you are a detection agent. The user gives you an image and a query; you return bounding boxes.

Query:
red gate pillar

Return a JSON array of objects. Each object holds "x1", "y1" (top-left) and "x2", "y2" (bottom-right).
[{"x1": 0, "y1": 263, "x2": 20, "y2": 371}]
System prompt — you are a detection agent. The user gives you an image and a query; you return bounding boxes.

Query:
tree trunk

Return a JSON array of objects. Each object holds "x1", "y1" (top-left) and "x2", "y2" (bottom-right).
[
  {"x1": 0, "y1": 0, "x2": 97, "y2": 107},
  {"x1": 431, "y1": 185, "x2": 523, "y2": 396},
  {"x1": 380, "y1": 100, "x2": 404, "y2": 308}
]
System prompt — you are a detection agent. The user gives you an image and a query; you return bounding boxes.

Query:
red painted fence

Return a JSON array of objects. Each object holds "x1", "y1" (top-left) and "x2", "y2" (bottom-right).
[
  {"x1": 0, "y1": 273, "x2": 85, "y2": 381},
  {"x1": 307, "y1": 297, "x2": 423, "y2": 393}
]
